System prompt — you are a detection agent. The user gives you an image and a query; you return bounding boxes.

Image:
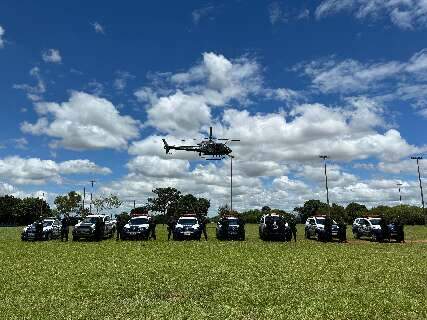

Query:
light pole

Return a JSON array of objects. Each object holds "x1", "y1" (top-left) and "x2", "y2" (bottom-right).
[
  {"x1": 230, "y1": 155, "x2": 234, "y2": 214},
  {"x1": 411, "y1": 156, "x2": 425, "y2": 223},
  {"x1": 396, "y1": 183, "x2": 402, "y2": 205},
  {"x1": 89, "y1": 180, "x2": 96, "y2": 214},
  {"x1": 319, "y1": 155, "x2": 330, "y2": 211}
]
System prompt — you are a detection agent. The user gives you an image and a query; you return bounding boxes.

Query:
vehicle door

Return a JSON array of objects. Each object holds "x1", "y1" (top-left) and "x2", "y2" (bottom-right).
[
  {"x1": 53, "y1": 220, "x2": 61, "y2": 237},
  {"x1": 307, "y1": 218, "x2": 316, "y2": 237},
  {"x1": 352, "y1": 218, "x2": 360, "y2": 234},
  {"x1": 360, "y1": 219, "x2": 371, "y2": 237},
  {"x1": 104, "y1": 216, "x2": 112, "y2": 234},
  {"x1": 259, "y1": 216, "x2": 265, "y2": 235}
]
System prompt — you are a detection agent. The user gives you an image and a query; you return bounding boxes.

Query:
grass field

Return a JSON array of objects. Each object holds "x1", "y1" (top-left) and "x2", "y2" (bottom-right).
[{"x1": 0, "y1": 225, "x2": 426, "y2": 320}]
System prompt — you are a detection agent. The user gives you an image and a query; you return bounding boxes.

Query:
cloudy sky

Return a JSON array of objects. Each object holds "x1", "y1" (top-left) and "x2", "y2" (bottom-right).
[{"x1": 0, "y1": 0, "x2": 426, "y2": 215}]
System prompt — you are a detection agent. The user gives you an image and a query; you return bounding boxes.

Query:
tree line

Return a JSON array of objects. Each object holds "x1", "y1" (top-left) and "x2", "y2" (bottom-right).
[
  {"x1": 0, "y1": 187, "x2": 210, "y2": 226},
  {"x1": 0, "y1": 189, "x2": 424, "y2": 225},
  {"x1": 212, "y1": 200, "x2": 425, "y2": 225}
]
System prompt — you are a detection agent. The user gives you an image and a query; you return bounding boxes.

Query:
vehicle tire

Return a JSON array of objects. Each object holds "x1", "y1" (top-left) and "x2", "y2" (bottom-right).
[
  {"x1": 371, "y1": 232, "x2": 378, "y2": 242},
  {"x1": 304, "y1": 230, "x2": 309, "y2": 239},
  {"x1": 73, "y1": 236, "x2": 79, "y2": 241},
  {"x1": 46, "y1": 232, "x2": 52, "y2": 241},
  {"x1": 354, "y1": 232, "x2": 360, "y2": 239},
  {"x1": 315, "y1": 232, "x2": 321, "y2": 241}
]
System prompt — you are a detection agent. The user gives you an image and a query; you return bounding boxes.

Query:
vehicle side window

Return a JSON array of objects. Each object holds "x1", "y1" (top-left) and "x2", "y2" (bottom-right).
[{"x1": 310, "y1": 219, "x2": 316, "y2": 225}]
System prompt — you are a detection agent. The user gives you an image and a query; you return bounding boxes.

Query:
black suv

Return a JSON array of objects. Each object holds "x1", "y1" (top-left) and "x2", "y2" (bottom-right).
[
  {"x1": 259, "y1": 214, "x2": 292, "y2": 241},
  {"x1": 216, "y1": 216, "x2": 245, "y2": 240}
]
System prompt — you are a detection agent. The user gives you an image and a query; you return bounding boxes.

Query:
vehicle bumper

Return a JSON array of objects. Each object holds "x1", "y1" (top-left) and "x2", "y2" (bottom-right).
[
  {"x1": 72, "y1": 229, "x2": 95, "y2": 239},
  {"x1": 173, "y1": 230, "x2": 201, "y2": 240},
  {"x1": 122, "y1": 230, "x2": 149, "y2": 239}
]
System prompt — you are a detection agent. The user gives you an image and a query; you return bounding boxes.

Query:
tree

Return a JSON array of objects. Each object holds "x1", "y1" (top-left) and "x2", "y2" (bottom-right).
[
  {"x1": 261, "y1": 206, "x2": 271, "y2": 213},
  {"x1": 54, "y1": 191, "x2": 82, "y2": 217},
  {"x1": 176, "y1": 194, "x2": 199, "y2": 215},
  {"x1": 17, "y1": 197, "x2": 50, "y2": 225},
  {"x1": 147, "y1": 187, "x2": 181, "y2": 217},
  {"x1": 345, "y1": 202, "x2": 368, "y2": 223},
  {"x1": 294, "y1": 200, "x2": 328, "y2": 223},
  {"x1": 318, "y1": 203, "x2": 347, "y2": 223},
  {"x1": 0, "y1": 195, "x2": 21, "y2": 225},
  {"x1": 93, "y1": 194, "x2": 122, "y2": 213},
  {"x1": 197, "y1": 198, "x2": 210, "y2": 216},
  {"x1": 130, "y1": 206, "x2": 148, "y2": 216}
]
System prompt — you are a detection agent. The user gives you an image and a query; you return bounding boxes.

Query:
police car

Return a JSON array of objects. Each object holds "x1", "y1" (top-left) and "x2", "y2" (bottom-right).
[
  {"x1": 21, "y1": 217, "x2": 62, "y2": 241},
  {"x1": 352, "y1": 217, "x2": 392, "y2": 241},
  {"x1": 305, "y1": 215, "x2": 339, "y2": 240},
  {"x1": 173, "y1": 215, "x2": 202, "y2": 240},
  {"x1": 121, "y1": 215, "x2": 150, "y2": 240},
  {"x1": 259, "y1": 213, "x2": 292, "y2": 241},
  {"x1": 216, "y1": 216, "x2": 245, "y2": 241},
  {"x1": 72, "y1": 214, "x2": 115, "y2": 241}
]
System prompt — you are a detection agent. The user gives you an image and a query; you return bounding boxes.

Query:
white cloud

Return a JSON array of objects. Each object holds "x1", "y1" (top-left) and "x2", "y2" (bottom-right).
[
  {"x1": 0, "y1": 156, "x2": 110, "y2": 185},
  {"x1": 126, "y1": 156, "x2": 189, "y2": 178},
  {"x1": 268, "y1": 2, "x2": 288, "y2": 25},
  {"x1": 138, "y1": 52, "x2": 270, "y2": 134},
  {"x1": 218, "y1": 101, "x2": 420, "y2": 162},
  {"x1": 92, "y1": 22, "x2": 105, "y2": 34},
  {"x1": 113, "y1": 71, "x2": 134, "y2": 91},
  {"x1": 192, "y1": 5, "x2": 215, "y2": 25},
  {"x1": 316, "y1": 0, "x2": 427, "y2": 30},
  {"x1": 42, "y1": 49, "x2": 62, "y2": 63},
  {"x1": 147, "y1": 91, "x2": 211, "y2": 135},
  {"x1": 0, "y1": 25, "x2": 5, "y2": 48},
  {"x1": 378, "y1": 159, "x2": 427, "y2": 175},
  {"x1": 13, "y1": 67, "x2": 46, "y2": 101},
  {"x1": 21, "y1": 91, "x2": 140, "y2": 150},
  {"x1": 297, "y1": 48, "x2": 427, "y2": 95}
]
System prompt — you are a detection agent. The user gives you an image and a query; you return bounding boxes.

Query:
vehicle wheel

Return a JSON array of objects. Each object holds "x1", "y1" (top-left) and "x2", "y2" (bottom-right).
[
  {"x1": 354, "y1": 232, "x2": 360, "y2": 239},
  {"x1": 72, "y1": 236, "x2": 79, "y2": 241},
  {"x1": 304, "y1": 230, "x2": 309, "y2": 239},
  {"x1": 371, "y1": 233, "x2": 378, "y2": 242},
  {"x1": 45, "y1": 233, "x2": 52, "y2": 241},
  {"x1": 315, "y1": 232, "x2": 321, "y2": 241}
]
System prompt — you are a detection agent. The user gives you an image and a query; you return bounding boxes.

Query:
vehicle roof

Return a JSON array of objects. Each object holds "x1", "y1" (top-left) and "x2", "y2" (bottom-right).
[
  {"x1": 85, "y1": 214, "x2": 108, "y2": 218},
  {"x1": 130, "y1": 215, "x2": 149, "y2": 219}
]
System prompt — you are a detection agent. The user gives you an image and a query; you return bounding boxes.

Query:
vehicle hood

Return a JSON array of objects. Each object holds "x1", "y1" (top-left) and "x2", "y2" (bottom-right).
[
  {"x1": 75, "y1": 222, "x2": 95, "y2": 228},
  {"x1": 124, "y1": 223, "x2": 149, "y2": 229}
]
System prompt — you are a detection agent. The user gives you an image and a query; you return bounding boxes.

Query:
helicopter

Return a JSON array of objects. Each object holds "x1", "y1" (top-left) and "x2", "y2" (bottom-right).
[{"x1": 162, "y1": 127, "x2": 239, "y2": 160}]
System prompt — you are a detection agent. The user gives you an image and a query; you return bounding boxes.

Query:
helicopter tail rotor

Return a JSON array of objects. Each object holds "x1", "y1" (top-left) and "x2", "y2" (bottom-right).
[{"x1": 162, "y1": 139, "x2": 171, "y2": 154}]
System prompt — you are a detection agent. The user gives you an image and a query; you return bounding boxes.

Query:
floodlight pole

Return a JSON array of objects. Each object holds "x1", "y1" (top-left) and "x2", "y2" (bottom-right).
[
  {"x1": 411, "y1": 156, "x2": 425, "y2": 223},
  {"x1": 230, "y1": 155, "x2": 234, "y2": 214},
  {"x1": 319, "y1": 155, "x2": 330, "y2": 215},
  {"x1": 89, "y1": 180, "x2": 96, "y2": 214},
  {"x1": 396, "y1": 183, "x2": 402, "y2": 205},
  {"x1": 82, "y1": 187, "x2": 86, "y2": 212},
  {"x1": 40, "y1": 192, "x2": 45, "y2": 217}
]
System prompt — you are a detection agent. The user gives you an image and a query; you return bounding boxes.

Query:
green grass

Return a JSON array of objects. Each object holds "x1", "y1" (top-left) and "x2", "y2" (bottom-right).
[{"x1": 0, "y1": 225, "x2": 426, "y2": 320}]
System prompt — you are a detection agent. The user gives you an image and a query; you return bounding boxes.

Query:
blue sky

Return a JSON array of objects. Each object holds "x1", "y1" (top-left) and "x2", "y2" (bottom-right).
[{"x1": 0, "y1": 0, "x2": 426, "y2": 214}]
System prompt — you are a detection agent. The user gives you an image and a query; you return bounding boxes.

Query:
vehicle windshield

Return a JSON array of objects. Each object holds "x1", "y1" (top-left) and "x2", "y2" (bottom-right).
[
  {"x1": 43, "y1": 221, "x2": 53, "y2": 226},
  {"x1": 83, "y1": 217, "x2": 99, "y2": 224},
  {"x1": 265, "y1": 216, "x2": 282, "y2": 223},
  {"x1": 130, "y1": 218, "x2": 149, "y2": 225},
  {"x1": 370, "y1": 218, "x2": 381, "y2": 225},
  {"x1": 179, "y1": 218, "x2": 197, "y2": 225},
  {"x1": 227, "y1": 218, "x2": 239, "y2": 225},
  {"x1": 315, "y1": 217, "x2": 325, "y2": 224}
]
